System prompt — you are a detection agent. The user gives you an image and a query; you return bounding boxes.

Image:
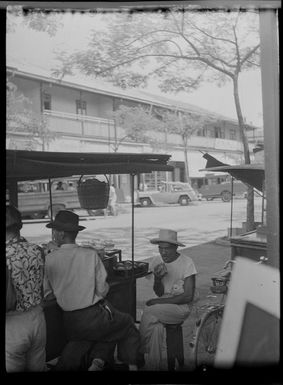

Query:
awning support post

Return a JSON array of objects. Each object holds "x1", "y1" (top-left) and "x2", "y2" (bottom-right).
[
  {"x1": 48, "y1": 178, "x2": 53, "y2": 221},
  {"x1": 130, "y1": 173, "x2": 135, "y2": 265},
  {"x1": 229, "y1": 177, "x2": 234, "y2": 238}
]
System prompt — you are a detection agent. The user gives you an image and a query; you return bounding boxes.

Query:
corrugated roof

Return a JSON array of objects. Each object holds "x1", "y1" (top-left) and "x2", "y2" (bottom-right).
[{"x1": 7, "y1": 61, "x2": 257, "y2": 129}]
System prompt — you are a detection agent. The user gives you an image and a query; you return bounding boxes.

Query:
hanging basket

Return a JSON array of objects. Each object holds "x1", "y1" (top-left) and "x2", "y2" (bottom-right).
[{"x1": 77, "y1": 175, "x2": 110, "y2": 210}]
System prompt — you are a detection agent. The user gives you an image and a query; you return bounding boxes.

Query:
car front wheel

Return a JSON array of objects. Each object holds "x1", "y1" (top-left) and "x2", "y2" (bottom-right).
[
  {"x1": 140, "y1": 198, "x2": 152, "y2": 207},
  {"x1": 221, "y1": 191, "x2": 232, "y2": 202},
  {"x1": 179, "y1": 195, "x2": 190, "y2": 206}
]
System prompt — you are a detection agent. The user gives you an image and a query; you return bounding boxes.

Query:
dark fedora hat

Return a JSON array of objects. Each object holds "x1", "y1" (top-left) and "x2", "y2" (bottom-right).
[{"x1": 46, "y1": 210, "x2": 85, "y2": 231}]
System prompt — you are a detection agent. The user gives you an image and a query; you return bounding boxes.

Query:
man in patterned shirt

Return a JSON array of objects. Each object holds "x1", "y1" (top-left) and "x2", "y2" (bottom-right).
[{"x1": 6, "y1": 205, "x2": 46, "y2": 372}]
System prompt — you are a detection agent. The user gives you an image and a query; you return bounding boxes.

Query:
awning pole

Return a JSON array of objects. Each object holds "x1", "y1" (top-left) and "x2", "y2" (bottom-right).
[
  {"x1": 261, "y1": 181, "x2": 265, "y2": 224},
  {"x1": 131, "y1": 174, "x2": 135, "y2": 264},
  {"x1": 48, "y1": 178, "x2": 53, "y2": 221},
  {"x1": 229, "y1": 177, "x2": 234, "y2": 238}
]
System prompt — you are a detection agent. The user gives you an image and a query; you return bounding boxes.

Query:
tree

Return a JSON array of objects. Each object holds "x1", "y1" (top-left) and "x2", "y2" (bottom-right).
[
  {"x1": 51, "y1": 8, "x2": 260, "y2": 230},
  {"x1": 7, "y1": 78, "x2": 57, "y2": 151},
  {"x1": 156, "y1": 109, "x2": 213, "y2": 182},
  {"x1": 7, "y1": 6, "x2": 63, "y2": 36},
  {"x1": 109, "y1": 105, "x2": 162, "y2": 152}
]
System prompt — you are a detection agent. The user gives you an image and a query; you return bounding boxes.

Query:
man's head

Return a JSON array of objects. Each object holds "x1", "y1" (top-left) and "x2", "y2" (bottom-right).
[
  {"x1": 46, "y1": 210, "x2": 85, "y2": 246},
  {"x1": 6, "y1": 205, "x2": 22, "y2": 236},
  {"x1": 157, "y1": 242, "x2": 178, "y2": 263},
  {"x1": 150, "y1": 229, "x2": 185, "y2": 263}
]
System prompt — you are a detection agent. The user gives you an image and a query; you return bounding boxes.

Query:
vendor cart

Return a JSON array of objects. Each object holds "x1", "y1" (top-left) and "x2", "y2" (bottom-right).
[
  {"x1": 200, "y1": 153, "x2": 266, "y2": 262},
  {"x1": 6, "y1": 149, "x2": 173, "y2": 362}
]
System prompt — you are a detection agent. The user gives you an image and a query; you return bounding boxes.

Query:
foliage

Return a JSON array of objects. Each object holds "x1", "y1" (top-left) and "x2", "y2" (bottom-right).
[
  {"x1": 156, "y1": 109, "x2": 214, "y2": 180},
  {"x1": 6, "y1": 79, "x2": 57, "y2": 150},
  {"x1": 108, "y1": 105, "x2": 162, "y2": 151},
  {"x1": 7, "y1": 5, "x2": 63, "y2": 36},
  {"x1": 51, "y1": 9, "x2": 260, "y2": 91}
]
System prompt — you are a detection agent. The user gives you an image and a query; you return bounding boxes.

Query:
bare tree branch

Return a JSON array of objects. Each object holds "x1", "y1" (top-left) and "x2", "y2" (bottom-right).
[
  {"x1": 185, "y1": 19, "x2": 237, "y2": 46},
  {"x1": 132, "y1": 38, "x2": 184, "y2": 57},
  {"x1": 124, "y1": 28, "x2": 184, "y2": 48},
  {"x1": 240, "y1": 44, "x2": 260, "y2": 66}
]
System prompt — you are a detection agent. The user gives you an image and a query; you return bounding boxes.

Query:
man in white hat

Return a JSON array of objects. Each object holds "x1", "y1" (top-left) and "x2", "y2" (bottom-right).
[
  {"x1": 139, "y1": 229, "x2": 197, "y2": 370},
  {"x1": 44, "y1": 210, "x2": 141, "y2": 371}
]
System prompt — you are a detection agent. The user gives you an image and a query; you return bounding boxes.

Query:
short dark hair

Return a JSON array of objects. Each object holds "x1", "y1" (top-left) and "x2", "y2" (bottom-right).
[
  {"x1": 64, "y1": 230, "x2": 79, "y2": 241},
  {"x1": 6, "y1": 205, "x2": 22, "y2": 231}
]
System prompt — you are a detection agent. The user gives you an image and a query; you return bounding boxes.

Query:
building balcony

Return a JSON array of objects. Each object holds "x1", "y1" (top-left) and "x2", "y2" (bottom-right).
[{"x1": 7, "y1": 109, "x2": 244, "y2": 154}]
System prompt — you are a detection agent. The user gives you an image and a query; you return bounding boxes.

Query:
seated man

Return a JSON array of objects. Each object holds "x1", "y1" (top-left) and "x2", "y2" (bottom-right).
[
  {"x1": 6, "y1": 205, "x2": 46, "y2": 372},
  {"x1": 139, "y1": 229, "x2": 197, "y2": 370},
  {"x1": 44, "y1": 210, "x2": 141, "y2": 371}
]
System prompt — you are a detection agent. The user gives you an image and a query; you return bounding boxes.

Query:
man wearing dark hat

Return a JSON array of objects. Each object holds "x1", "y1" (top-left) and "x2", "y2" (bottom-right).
[
  {"x1": 139, "y1": 229, "x2": 197, "y2": 370},
  {"x1": 6, "y1": 205, "x2": 46, "y2": 372},
  {"x1": 44, "y1": 210, "x2": 141, "y2": 371}
]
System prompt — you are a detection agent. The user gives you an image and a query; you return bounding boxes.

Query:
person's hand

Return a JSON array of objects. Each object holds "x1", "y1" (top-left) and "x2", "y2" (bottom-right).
[
  {"x1": 146, "y1": 298, "x2": 160, "y2": 306},
  {"x1": 153, "y1": 263, "x2": 167, "y2": 279}
]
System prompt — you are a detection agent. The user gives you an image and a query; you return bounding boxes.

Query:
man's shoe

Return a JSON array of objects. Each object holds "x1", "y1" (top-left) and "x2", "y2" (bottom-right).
[{"x1": 88, "y1": 358, "x2": 105, "y2": 371}]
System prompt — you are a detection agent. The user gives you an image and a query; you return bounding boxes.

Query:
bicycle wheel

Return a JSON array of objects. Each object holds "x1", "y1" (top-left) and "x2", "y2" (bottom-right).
[{"x1": 193, "y1": 306, "x2": 224, "y2": 369}]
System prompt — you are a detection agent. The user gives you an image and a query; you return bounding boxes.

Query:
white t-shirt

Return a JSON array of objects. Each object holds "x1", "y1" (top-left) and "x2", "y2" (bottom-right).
[{"x1": 149, "y1": 252, "x2": 197, "y2": 295}]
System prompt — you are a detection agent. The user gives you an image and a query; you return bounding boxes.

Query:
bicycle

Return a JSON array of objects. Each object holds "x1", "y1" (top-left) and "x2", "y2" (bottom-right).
[{"x1": 190, "y1": 256, "x2": 268, "y2": 370}]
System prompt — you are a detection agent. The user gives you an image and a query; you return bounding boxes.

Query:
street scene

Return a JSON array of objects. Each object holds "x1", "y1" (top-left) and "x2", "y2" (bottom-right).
[
  {"x1": 5, "y1": 1, "x2": 279, "y2": 379},
  {"x1": 21, "y1": 197, "x2": 264, "y2": 261}
]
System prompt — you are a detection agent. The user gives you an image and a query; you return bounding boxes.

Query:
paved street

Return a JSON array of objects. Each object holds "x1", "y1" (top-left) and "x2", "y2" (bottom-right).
[
  {"x1": 21, "y1": 197, "x2": 263, "y2": 261},
  {"x1": 21, "y1": 196, "x2": 263, "y2": 370}
]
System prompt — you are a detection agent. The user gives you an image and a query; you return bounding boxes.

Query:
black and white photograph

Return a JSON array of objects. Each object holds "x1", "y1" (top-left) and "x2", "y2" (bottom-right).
[{"x1": 5, "y1": 0, "x2": 280, "y2": 381}]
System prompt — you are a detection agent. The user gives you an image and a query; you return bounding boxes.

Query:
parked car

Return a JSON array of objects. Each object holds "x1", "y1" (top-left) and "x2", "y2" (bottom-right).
[
  {"x1": 137, "y1": 181, "x2": 198, "y2": 207},
  {"x1": 198, "y1": 179, "x2": 248, "y2": 202}
]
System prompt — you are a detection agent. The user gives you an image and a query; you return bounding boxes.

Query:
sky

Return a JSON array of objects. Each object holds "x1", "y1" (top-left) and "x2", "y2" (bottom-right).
[{"x1": 6, "y1": 10, "x2": 263, "y2": 127}]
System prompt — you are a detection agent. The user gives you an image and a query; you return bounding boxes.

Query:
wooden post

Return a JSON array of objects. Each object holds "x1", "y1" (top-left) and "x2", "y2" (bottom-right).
[{"x1": 259, "y1": 9, "x2": 279, "y2": 268}]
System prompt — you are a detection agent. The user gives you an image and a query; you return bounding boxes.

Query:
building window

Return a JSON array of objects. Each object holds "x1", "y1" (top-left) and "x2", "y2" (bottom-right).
[
  {"x1": 214, "y1": 126, "x2": 225, "y2": 139},
  {"x1": 229, "y1": 128, "x2": 236, "y2": 140},
  {"x1": 196, "y1": 128, "x2": 204, "y2": 136},
  {"x1": 43, "y1": 93, "x2": 51, "y2": 110},
  {"x1": 76, "y1": 100, "x2": 87, "y2": 115}
]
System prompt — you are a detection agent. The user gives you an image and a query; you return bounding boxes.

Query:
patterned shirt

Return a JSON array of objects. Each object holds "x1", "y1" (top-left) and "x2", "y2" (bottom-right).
[{"x1": 6, "y1": 236, "x2": 45, "y2": 312}]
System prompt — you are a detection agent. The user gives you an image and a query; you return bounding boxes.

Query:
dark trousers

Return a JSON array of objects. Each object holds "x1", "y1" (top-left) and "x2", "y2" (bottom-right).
[
  {"x1": 62, "y1": 300, "x2": 141, "y2": 366},
  {"x1": 54, "y1": 340, "x2": 115, "y2": 371}
]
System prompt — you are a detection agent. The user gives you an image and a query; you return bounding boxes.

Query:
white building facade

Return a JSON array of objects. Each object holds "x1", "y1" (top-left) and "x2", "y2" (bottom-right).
[{"x1": 6, "y1": 65, "x2": 260, "y2": 197}]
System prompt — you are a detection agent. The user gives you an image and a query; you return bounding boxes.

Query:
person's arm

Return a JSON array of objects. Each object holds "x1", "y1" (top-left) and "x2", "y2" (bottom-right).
[
  {"x1": 43, "y1": 276, "x2": 56, "y2": 301},
  {"x1": 95, "y1": 252, "x2": 109, "y2": 298},
  {"x1": 43, "y1": 261, "x2": 56, "y2": 301},
  {"x1": 153, "y1": 275, "x2": 164, "y2": 297},
  {"x1": 147, "y1": 274, "x2": 195, "y2": 306}
]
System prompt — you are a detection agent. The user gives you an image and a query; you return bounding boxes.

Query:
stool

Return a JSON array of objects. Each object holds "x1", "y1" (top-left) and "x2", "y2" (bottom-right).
[{"x1": 164, "y1": 323, "x2": 184, "y2": 371}]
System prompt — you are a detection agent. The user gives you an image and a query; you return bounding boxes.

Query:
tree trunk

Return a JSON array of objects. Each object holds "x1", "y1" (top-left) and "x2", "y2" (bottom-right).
[
  {"x1": 233, "y1": 76, "x2": 255, "y2": 231},
  {"x1": 183, "y1": 145, "x2": 190, "y2": 183}
]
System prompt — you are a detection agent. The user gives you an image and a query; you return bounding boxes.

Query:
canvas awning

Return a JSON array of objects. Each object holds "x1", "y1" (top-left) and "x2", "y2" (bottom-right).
[
  {"x1": 200, "y1": 153, "x2": 265, "y2": 192},
  {"x1": 6, "y1": 150, "x2": 173, "y2": 181}
]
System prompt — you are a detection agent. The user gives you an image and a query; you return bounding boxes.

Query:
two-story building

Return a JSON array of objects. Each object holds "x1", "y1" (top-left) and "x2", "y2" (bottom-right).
[{"x1": 6, "y1": 63, "x2": 260, "y2": 199}]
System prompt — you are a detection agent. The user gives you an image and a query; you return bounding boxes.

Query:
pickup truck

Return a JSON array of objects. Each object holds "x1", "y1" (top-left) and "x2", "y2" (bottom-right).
[
  {"x1": 17, "y1": 190, "x2": 81, "y2": 219},
  {"x1": 198, "y1": 180, "x2": 248, "y2": 202},
  {"x1": 7, "y1": 179, "x2": 82, "y2": 219},
  {"x1": 137, "y1": 181, "x2": 199, "y2": 207}
]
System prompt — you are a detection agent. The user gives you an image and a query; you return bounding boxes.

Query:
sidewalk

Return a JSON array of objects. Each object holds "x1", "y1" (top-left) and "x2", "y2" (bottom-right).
[{"x1": 136, "y1": 239, "x2": 231, "y2": 370}]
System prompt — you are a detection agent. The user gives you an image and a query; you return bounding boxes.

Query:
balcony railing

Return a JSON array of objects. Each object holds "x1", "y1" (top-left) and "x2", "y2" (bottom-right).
[{"x1": 41, "y1": 109, "x2": 242, "y2": 152}]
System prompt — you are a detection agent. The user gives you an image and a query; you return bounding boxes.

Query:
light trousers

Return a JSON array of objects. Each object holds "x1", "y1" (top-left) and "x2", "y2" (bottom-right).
[
  {"x1": 5, "y1": 305, "x2": 47, "y2": 372},
  {"x1": 139, "y1": 303, "x2": 190, "y2": 370}
]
